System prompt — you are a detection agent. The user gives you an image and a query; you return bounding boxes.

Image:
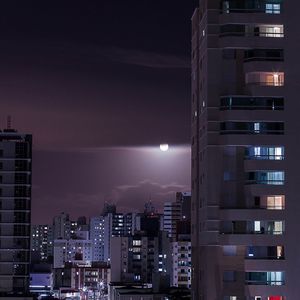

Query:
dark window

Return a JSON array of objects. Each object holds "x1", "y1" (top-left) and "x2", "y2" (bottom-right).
[
  {"x1": 244, "y1": 49, "x2": 284, "y2": 61},
  {"x1": 220, "y1": 122, "x2": 284, "y2": 134}
]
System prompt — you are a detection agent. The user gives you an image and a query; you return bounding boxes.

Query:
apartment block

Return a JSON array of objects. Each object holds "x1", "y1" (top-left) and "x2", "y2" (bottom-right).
[
  {"x1": 0, "y1": 129, "x2": 32, "y2": 294},
  {"x1": 191, "y1": 1, "x2": 296, "y2": 299}
]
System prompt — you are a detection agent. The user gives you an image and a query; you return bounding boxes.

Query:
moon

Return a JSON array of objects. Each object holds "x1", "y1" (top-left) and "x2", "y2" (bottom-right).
[{"x1": 160, "y1": 144, "x2": 169, "y2": 152}]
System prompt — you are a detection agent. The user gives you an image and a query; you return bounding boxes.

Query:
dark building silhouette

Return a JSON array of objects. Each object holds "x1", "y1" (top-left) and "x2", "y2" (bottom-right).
[{"x1": 0, "y1": 129, "x2": 32, "y2": 294}]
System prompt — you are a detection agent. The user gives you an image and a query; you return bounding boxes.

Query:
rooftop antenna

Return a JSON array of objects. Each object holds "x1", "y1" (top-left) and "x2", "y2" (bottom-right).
[{"x1": 6, "y1": 115, "x2": 12, "y2": 130}]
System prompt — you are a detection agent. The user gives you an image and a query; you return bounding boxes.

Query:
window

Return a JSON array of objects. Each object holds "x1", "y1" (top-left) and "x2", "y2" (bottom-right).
[
  {"x1": 267, "y1": 271, "x2": 285, "y2": 285},
  {"x1": 244, "y1": 49, "x2": 284, "y2": 62},
  {"x1": 246, "y1": 171, "x2": 285, "y2": 185},
  {"x1": 266, "y1": 3, "x2": 281, "y2": 14},
  {"x1": 223, "y1": 246, "x2": 237, "y2": 256},
  {"x1": 221, "y1": 122, "x2": 284, "y2": 135},
  {"x1": 220, "y1": 24, "x2": 284, "y2": 38},
  {"x1": 245, "y1": 146, "x2": 284, "y2": 160},
  {"x1": 246, "y1": 271, "x2": 285, "y2": 285},
  {"x1": 246, "y1": 72, "x2": 284, "y2": 86},
  {"x1": 259, "y1": 25, "x2": 284, "y2": 37},
  {"x1": 221, "y1": 0, "x2": 282, "y2": 14},
  {"x1": 254, "y1": 221, "x2": 261, "y2": 233},
  {"x1": 254, "y1": 122, "x2": 260, "y2": 133},
  {"x1": 267, "y1": 196, "x2": 285, "y2": 209},
  {"x1": 223, "y1": 271, "x2": 236, "y2": 282},
  {"x1": 220, "y1": 96, "x2": 284, "y2": 110}
]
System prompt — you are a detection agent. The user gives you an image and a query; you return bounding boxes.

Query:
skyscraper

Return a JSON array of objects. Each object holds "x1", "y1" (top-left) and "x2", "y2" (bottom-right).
[
  {"x1": 52, "y1": 212, "x2": 77, "y2": 240},
  {"x1": 31, "y1": 224, "x2": 53, "y2": 261},
  {"x1": 191, "y1": 1, "x2": 292, "y2": 299},
  {"x1": 0, "y1": 129, "x2": 32, "y2": 294},
  {"x1": 90, "y1": 216, "x2": 105, "y2": 262}
]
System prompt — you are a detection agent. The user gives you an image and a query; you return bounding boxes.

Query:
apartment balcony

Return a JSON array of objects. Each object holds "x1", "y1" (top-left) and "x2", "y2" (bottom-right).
[
  {"x1": 220, "y1": 208, "x2": 285, "y2": 221},
  {"x1": 244, "y1": 159, "x2": 285, "y2": 171},
  {"x1": 219, "y1": 12, "x2": 283, "y2": 26},
  {"x1": 245, "y1": 83, "x2": 285, "y2": 97},
  {"x1": 245, "y1": 258, "x2": 285, "y2": 271},
  {"x1": 247, "y1": 285, "x2": 286, "y2": 297},
  {"x1": 219, "y1": 35, "x2": 284, "y2": 49},
  {"x1": 220, "y1": 110, "x2": 284, "y2": 122},
  {"x1": 213, "y1": 133, "x2": 285, "y2": 147},
  {"x1": 219, "y1": 233, "x2": 284, "y2": 246},
  {"x1": 243, "y1": 61, "x2": 284, "y2": 75},
  {"x1": 244, "y1": 184, "x2": 285, "y2": 196}
]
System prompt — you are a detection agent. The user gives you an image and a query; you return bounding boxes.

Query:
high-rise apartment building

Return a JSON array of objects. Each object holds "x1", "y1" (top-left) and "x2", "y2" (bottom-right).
[
  {"x1": 163, "y1": 202, "x2": 182, "y2": 239},
  {"x1": 90, "y1": 216, "x2": 105, "y2": 262},
  {"x1": 0, "y1": 129, "x2": 32, "y2": 294},
  {"x1": 110, "y1": 231, "x2": 170, "y2": 284},
  {"x1": 191, "y1": 1, "x2": 294, "y2": 299},
  {"x1": 164, "y1": 193, "x2": 191, "y2": 239},
  {"x1": 52, "y1": 212, "x2": 77, "y2": 240},
  {"x1": 31, "y1": 224, "x2": 53, "y2": 261}
]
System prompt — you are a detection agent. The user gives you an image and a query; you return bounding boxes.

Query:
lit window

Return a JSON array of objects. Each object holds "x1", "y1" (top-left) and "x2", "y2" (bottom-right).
[
  {"x1": 266, "y1": 3, "x2": 281, "y2": 14},
  {"x1": 267, "y1": 196, "x2": 285, "y2": 210},
  {"x1": 254, "y1": 123, "x2": 260, "y2": 133},
  {"x1": 246, "y1": 72, "x2": 284, "y2": 86},
  {"x1": 254, "y1": 221, "x2": 261, "y2": 232},
  {"x1": 259, "y1": 25, "x2": 284, "y2": 37}
]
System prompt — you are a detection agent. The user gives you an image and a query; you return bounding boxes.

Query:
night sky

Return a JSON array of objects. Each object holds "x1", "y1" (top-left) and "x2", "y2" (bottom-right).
[{"x1": 0, "y1": 0, "x2": 197, "y2": 223}]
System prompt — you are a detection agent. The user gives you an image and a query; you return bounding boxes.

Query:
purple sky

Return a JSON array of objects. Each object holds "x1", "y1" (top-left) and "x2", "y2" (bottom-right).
[{"x1": 0, "y1": 0, "x2": 196, "y2": 223}]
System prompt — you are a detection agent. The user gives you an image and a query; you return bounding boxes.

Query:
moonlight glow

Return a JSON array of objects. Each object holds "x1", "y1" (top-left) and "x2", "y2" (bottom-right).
[{"x1": 160, "y1": 144, "x2": 169, "y2": 152}]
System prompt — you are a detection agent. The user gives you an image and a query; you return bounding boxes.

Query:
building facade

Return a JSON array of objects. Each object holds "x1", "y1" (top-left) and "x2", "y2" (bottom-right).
[
  {"x1": 191, "y1": 1, "x2": 293, "y2": 299},
  {"x1": 52, "y1": 212, "x2": 77, "y2": 240},
  {"x1": 53, "y1": 238, "x2": 92, "y2": 268},
  {"x1": 31, "y1": 224, "x2": 53, "y2": 262},
  {"x1": 163, "y1": 202, "x2": 182, "y2": 239},
  {"x1": 0, "y1": 129, "x2": 32, "y2": 294},
  {"x1": 110, "y1": 232, "x2": 170, "y2": 284},
  {"x1": 90, "y1": 216, "x2": 105, "y2": 262}
]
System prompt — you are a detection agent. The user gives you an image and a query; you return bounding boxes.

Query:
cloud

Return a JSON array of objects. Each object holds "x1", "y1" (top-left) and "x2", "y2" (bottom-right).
[
  {"x1": 112, "y1": 179, "x2": 190, "y2": 212},
  {"x1": 0, "y1": 39, "x2": 190, "y2": 70},
  {"x1": 101, "y1": 47, "x2": 190, "y2": 69}
]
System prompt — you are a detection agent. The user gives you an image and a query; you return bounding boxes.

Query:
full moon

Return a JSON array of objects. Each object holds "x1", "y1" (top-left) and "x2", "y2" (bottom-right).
[{"x1": 160, "y1": 144, "x2": 169, "y2": 152}]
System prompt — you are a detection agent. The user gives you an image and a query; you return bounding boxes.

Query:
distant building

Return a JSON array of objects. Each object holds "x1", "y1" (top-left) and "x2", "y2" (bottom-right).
[
  {"x1": 31, "y1": 224, "x2": 53, "y2": 261},
  {"x1": 29, "y1": 272, "x2": 53, "y2": 296},
  {"x1": 176, "y1": 191, "x2": 191, "y2": 220},
  {"x1": 53, "y1": 212, "x2": 77, "y2": 240},
  {"x1": 90, "y1": 216, "x2": 105, "y2": 262},
  {"x1": 110, "y1": 231, "x2": 170, "y2": 284},
  {"x1": 171, "y1": 220, "x2": 191, "y2": 289},
  {"x1": 103, "y1": 211, "x2": 137, "y2": 262},
  {"x1": 53, "y1": 238, "x2": 92, "y2": 268},
  {"x1": 163, "y1": 192, "x2": 191, "y2": 239},
  {"x1": 163, "y1": 202, "x2": 182, "y2": 239},
  {"x1": 0, "y1": 128, "x2": 32, "y2": 294},
  {"x1": 53, "y1": 262, "x2": 110, "y2": 297}
]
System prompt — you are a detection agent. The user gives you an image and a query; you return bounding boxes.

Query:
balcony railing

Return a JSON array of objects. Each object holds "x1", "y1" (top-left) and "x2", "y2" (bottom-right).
[
  {"x1": 220, "y1": 130, "x2": 284, "y2": 135},
  {"x1": 220, "y1": 205, "x2": 285, "y2": 210},
  {"x1": 246, "y1": 255, "x2": 284, "y2": 260},
  {"x1": 220, "y1": 1, "x2": 282, "y2": 15},
  {"x1": 220, "y1": 230, "x2": 284, "y2": 235},
  {"x1": 220, "y1": 31, "x2": 284, "y2": 38},
  {"x1": 245, "y1": 180, "x2": 284, "y2": 185},
  {"x1": 245, "y1": 154, "x2": 284, "y2": 160},
  {"x1": 245, "y1": 280, "x2": 285, "y2": 286}
]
